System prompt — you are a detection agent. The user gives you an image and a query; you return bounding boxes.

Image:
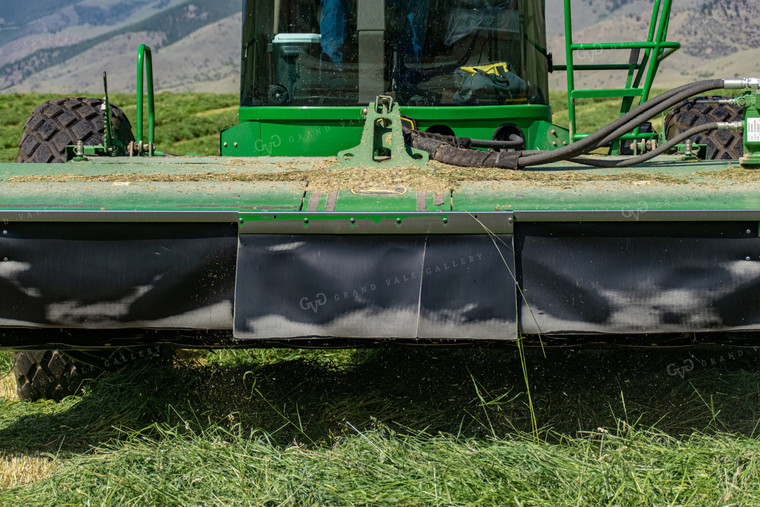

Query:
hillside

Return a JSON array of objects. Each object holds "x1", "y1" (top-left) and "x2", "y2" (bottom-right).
[
  {"x1": 0, "y1": 0, "x2": 758, "y2": 94},
  {"x1": 0, "y1": 0, "x2": 239, "y2": 94},
  {"x1": 547, "y1": 0, "x2": 760, "y2": 90}
]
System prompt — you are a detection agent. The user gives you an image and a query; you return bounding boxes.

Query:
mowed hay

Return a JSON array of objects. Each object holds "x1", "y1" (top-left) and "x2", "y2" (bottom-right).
[
  {"x1": 0, "y1": 452, "x2": 56, "y2": 488},
  {"x1": 0, "y1": 374, "x2": 15, "y2": 401}
]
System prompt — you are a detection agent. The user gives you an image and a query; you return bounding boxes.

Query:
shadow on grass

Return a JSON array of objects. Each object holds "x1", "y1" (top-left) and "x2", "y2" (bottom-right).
[{"x1": 1, "y1": 343, "x2": 759, "y2": 454}]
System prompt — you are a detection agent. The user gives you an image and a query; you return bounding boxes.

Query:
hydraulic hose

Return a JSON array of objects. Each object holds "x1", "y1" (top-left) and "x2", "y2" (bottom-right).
[
  {"x1": 470, "y1": 134, "x2": 524, "y2": 150},
  {"x1": 570, "y1": 122, "x2": 743, "y2": 168},
  {"x1": 405, "y1": 78, "x2": 752, "y2": 170},
  {"x1": 402, "y1": 128, "x2": 524, "y2": 150},
  {"x1": 516, "y1": 79, "x2": 726, "y2": 167}
]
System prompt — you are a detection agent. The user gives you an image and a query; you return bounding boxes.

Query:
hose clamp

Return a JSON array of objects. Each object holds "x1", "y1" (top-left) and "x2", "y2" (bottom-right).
[
  {"x1": 723, "y1": 78, "x2": 760, "y2": 90},
  {"x1": 715, "y1": 121, "x2": 744, "y2": 130}
]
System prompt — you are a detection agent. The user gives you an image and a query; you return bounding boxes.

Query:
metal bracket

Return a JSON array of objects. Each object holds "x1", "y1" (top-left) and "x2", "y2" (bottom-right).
[
  {"x1": 738, "y1": 92, "x2": 760, "y2": 168},
  {"x1": 136, "y1": 44, "x2": 156, "y2": 157},
  {"x1": 102, "y1": 72, "x2": 114, "y2": 153},
  {"x1": 338, "y1": 95, "x2": 429, "y2": 168},
  {"x1": 64, "y1": 73, "x2": 127, "y2": 161}
]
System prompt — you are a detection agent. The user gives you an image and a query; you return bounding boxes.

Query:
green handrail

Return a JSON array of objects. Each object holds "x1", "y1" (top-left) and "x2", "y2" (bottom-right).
[
  {"x1": 559, "y1": 0, "x2": 679, "y2": 147},
  {"x1": 136, "y1": 44, "x2": 155, "y2": 156}
]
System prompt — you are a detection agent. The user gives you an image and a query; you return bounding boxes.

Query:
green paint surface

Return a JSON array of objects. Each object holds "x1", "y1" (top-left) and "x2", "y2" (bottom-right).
[
  {"x1": 223, "y1": 105, "x2": 559, "y2": 157},
  {"x1": 0, "y1": 156, "x2": 757, "y2": 215}
]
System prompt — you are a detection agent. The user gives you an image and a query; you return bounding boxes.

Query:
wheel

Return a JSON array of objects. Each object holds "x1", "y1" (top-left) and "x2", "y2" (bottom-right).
[
  {"x1": 664, "y1": 97, "x2": 743, "y2": 160},
  {"x1": 13, "y1": 97, "x2": 136, "y2": 400},
  {"x1": 13, "y1": 347, "x2": 165, "y2": 401},
  {"x1": 13, "y1": 350, "x2": 86, "y2": 401},
  {"x1": 16, "y1": 97, "x2": 134, "y2": 163}
]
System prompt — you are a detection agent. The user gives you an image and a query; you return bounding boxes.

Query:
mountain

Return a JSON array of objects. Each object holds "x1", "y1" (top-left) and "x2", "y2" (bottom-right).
[
  {"x1": 546, "y1": 0, "x2": 760, "y2": 90},
  {"x1": 0, "y1": 0, "x2": 758, "y2": 95},
  {"x1": 0, "y1": 0, "x2": 240, "y2": 94}
]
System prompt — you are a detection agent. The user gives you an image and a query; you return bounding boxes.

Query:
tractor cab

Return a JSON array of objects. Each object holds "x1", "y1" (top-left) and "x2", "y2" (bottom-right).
[
  {"x1": 224, "y1": 0, "x2": 558, "y2": 157},
  {"x1": 241, "y1": 0, "x2": 550, "y2": 107}
]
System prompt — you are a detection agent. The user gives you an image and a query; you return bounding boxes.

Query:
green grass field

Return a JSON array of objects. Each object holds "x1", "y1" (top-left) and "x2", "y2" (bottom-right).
[
  {"x1": 0, "y1": 92, "x2": 239, "y2": 163},
  {"x1": 1, "y1": 93, "x2": 759, "y2": 504},
  {"x1": 0, "y1": 91, "x2": 656, "y2": 163}
]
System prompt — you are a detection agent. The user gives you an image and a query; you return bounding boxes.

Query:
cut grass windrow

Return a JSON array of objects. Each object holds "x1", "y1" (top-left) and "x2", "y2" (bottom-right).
[{"x1": 0, "y1": 345, "x2": 759, "y2": 504}]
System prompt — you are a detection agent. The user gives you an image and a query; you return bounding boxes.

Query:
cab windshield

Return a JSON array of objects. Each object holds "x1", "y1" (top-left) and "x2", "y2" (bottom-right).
[{"x1": 241, "y1": 0, "x2": 549, "y2": 107}]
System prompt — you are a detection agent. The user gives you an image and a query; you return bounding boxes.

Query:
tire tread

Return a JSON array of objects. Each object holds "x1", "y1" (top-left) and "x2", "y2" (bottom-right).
[
  {"x1": 664, "y1": 97, "x2": 743, "y2": 160},
  {"x1": 16, "y1": 97, "x2": 134, "y2": 163}
]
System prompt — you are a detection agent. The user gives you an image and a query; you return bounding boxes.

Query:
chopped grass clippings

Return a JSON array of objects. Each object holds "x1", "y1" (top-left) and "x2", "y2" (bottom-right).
[{"x1": 0, "y1": 345, "x2": 759, "y2": 504}]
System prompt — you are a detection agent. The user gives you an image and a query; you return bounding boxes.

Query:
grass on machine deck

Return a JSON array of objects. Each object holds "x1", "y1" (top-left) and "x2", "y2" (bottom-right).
[
  {"x1": 0, "y1": 155, "x2": 752, "y2": 186},
  {"x1": 1, "y1": 157, "x2": 757, "y2": 214}
]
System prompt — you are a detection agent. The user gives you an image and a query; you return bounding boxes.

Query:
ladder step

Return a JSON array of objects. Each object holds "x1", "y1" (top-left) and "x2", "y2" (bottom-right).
[
  {"x1": 555, "y1": 64, "x2": 642, "y2": 71},
  {"x1": 571, "y1": 88, "x2": 645, "y2": 99},
  {"x1": 569, "y1": 41, "x2": 680, "y2": 51},
  {"x1": 573, "y1": 132, "x2": 659, "y2": 141}
]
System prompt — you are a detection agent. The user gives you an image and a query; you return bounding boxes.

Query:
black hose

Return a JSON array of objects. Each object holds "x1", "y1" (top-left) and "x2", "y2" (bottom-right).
[
  {"x1": 589, "y1": 85, "x2": 730, "y2": 151},
  {"x1": 517, "y1": 79, "x2": 725, "y2": 167},
  {"x1": 470, "y1": 134, "x2": 524, "y2": 150},
  {"x1": 404, "y1": 78, "x2": 732, "y2": 170},
  {"x1": 570, "y1": 122, "x2": 734, "y2": 168},
  {"x1": 402, "y1": 128, "x2": 524, "y2": 150},
  {"x1": 406, "y1": 129, "x2": 521, "y2": 169}
]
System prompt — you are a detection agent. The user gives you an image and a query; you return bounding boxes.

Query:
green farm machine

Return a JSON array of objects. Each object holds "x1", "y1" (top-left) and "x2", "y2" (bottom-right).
[{"x1": 4, "y1": 0, "x2": 760, "y2": 400}]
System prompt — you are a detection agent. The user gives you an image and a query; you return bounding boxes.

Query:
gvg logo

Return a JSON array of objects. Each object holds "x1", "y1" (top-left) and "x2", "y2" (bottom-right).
[
  {"x1": 621, "y1": 201, "x2": 649, "y2": 221},
  {"x1": 666, "y1": 359, "x2": 695, "y2": 379},
  {"x1": 300, "y1": 293, "x2": 327, "y2": 313},
  {"x1": 666, "y1": 350, "x2": 748, "y2": 379}
]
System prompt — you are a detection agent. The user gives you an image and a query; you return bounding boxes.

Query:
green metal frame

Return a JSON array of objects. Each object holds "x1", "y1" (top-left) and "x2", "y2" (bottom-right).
[
  {"x1": 739, "y1": 91, "x2": 760, "y2": 168},
  {"x1": 136, "y1": 44, "x2": 156, "y2": 156},
  {"x1": 555, "y1": 0, "x2": 680, "y2": 150},
  {"x1": 221, "y1": 104, "x2": 569, "y2": 157},
  {"x1": 64, "y1": 73, "x2": 128, "y2": 161},
  {"x1": 337, "y1": 96, "x2": 429, "y2": 168}
]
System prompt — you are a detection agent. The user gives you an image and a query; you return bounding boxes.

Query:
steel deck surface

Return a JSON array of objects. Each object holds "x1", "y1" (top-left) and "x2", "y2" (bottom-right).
[{"x1": 0, "y1": 156, "x2": 756, "y2": 215}]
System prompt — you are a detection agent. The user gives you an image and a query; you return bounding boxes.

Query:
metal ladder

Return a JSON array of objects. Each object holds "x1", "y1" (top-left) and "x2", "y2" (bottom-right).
[{"x1": 555, "y1": 0, "x2": 680, "y2": 152}]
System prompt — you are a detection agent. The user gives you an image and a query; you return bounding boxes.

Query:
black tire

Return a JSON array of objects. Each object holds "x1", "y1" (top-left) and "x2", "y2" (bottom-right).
[
  {"x1": 13, "y1": 350, "x2": 87, "y2": 401},
  {"x1": 16, "y1": 97, "x2": 134, "y2": 163},
  {"x1": 664, "y1": 97, "x2": 743, "y2": 160},
  {"x1": 13, "y1": 347, "x2": 164, "y2": 401},
  {"x1": 13, "y1": 97, "x2": 136, "y2": 401}
]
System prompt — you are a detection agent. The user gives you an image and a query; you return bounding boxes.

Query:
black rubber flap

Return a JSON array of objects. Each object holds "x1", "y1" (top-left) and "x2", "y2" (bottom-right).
[
  {"x1": 234, "y1": 234, "x2": 517, "y2": 340},
  {"x1": 0, "y1": 223, "x2": 237, "y2": 328},
  {"x1": 518, "y1": 222, "x2": 760, "y2": 334}
]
